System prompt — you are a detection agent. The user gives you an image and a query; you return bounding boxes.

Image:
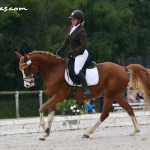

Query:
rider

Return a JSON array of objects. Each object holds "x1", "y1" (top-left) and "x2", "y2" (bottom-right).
[{"x1": 56, "y1": 10, "x2": 91, "y2": 97}]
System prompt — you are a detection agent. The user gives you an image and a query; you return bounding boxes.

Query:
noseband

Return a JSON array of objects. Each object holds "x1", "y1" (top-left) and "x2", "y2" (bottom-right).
[{"x1": 23, "y1": 75, "x2": 35, "y2": 84}]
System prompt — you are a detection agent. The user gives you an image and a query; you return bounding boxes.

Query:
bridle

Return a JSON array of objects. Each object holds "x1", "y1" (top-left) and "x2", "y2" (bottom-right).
[
  {"x1": 23, "y1": 75, "x2": 35, "y2": 84},
  {"x1": 19, "y1": 59, "x2": 35, "y2": 84}
]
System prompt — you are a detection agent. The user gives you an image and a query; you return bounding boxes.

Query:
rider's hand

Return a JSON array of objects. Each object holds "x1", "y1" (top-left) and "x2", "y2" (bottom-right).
[{"x1": 67, "y1": 51, "x2": 72, "y2": 57}]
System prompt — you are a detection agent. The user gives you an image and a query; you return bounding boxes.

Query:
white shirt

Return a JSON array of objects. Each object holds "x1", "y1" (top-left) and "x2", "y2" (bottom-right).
[{"x1": 70, "y1": 24, "x2": 80, "y2": 35}]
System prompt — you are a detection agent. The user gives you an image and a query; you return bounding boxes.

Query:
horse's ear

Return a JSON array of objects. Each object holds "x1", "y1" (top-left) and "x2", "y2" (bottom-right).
[{"x1": 15, "y1": 51, "x2": 22, "y2": 59}]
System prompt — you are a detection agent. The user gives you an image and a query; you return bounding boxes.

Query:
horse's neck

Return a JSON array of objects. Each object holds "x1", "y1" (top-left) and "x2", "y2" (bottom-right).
[
  {"x1": 31, "y1": 54, "x2": 64, "y2": 82},
  {"x1": 31, "y1": 54, "x2": 60, "y2": 67},
  {"x1": 41, "y1": 60, "x2": 65, "y2": 87}
]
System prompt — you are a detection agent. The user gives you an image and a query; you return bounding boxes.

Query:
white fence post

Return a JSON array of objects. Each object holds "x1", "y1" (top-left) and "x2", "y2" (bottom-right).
[
  {"x1": 0, "y1": 90, "x2": 44, "y2": 118},
  {"x1": 39, "y1": 90, "x2": 43, "y2": 107},
  {"x1": 15, "y1": 91, "x2": 20, "y2": 118}
]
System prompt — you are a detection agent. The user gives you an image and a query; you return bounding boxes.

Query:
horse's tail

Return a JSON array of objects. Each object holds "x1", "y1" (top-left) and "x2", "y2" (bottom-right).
[{"x1": 126, "y1": 64, "x2": 150, "y2": 109}]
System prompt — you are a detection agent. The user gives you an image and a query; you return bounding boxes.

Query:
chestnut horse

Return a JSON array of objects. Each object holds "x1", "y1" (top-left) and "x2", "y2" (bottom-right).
[{"x1": 16, "y1": 51, "x2": 150, "y2": 140}]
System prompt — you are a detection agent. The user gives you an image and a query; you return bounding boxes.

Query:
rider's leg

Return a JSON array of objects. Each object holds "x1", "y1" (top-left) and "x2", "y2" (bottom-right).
[
  {"x1": 77, "y1": 70, "x2": 91, "y2": 96},
  {"x1": 74, "y1": 50, "x2": 91, "y2": 97}
]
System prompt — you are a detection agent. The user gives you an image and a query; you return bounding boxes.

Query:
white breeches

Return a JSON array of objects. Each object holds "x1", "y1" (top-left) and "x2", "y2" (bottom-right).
[{"x1": 74, "y1": 49, "x2": 88, "y2": 75}]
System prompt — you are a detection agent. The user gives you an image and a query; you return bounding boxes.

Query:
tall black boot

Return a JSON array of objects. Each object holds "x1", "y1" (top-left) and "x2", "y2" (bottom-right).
[{"x1": 77, "y1": 70, "x2": 91, "y2": 97}]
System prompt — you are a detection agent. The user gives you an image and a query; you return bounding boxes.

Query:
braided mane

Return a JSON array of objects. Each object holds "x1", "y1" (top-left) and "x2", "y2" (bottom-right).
[{"x1": 28, "y1": 50, "x2": 61, "y2": 60}]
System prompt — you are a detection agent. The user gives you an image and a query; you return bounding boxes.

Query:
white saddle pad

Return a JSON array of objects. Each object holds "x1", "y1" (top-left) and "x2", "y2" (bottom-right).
[{"x1": 65, "y1": 67, "x2": 99, "y2": 86}]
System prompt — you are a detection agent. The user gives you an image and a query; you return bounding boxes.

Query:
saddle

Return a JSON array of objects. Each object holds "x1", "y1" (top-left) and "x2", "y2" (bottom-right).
[{"x1": 65, "y1": 55, "x2": 99, "y2": 86}]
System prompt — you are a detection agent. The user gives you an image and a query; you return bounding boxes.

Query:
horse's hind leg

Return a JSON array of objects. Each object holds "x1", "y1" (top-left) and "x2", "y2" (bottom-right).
[
  {"x1": 83, "y1": 97, "x2": 113, "y2": 138},
  {"x1": 117, "y1": 95, "x2": 140, "y2": 135}
]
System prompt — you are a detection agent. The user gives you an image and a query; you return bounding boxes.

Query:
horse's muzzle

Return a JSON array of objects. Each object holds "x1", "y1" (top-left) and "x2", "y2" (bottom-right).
[{"x1": 24, "y1": 80, "x2": 35, "y2": 88}]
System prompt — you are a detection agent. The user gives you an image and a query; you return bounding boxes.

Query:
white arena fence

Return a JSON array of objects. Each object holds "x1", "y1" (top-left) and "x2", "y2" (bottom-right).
[
  {"x1": 0, "y1": 91, "x2": 147, "y2": 118},
  {"x1": 0, "y1": 90, "x2": 43, "y2": 118}
]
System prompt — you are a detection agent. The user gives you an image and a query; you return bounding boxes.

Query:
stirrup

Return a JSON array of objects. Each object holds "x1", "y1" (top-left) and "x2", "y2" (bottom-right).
[{"x1": 83, "y1": 89, "x2": 91, "y2": 97}]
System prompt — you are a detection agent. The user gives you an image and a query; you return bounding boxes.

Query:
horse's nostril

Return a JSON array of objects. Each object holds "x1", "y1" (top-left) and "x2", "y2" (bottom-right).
[{"x1": 25, "y1": 84, "x2": 29, "y2": 87}]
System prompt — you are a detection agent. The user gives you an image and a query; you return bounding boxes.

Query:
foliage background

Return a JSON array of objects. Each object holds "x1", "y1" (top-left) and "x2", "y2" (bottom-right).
[{"x1": 0, "y1": 0, "x2": 150, "y2": 91}]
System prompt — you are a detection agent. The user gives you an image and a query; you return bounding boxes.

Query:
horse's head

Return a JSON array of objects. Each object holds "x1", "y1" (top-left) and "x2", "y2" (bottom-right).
[{"x1": 16, "y1": 52, "x2": 38, "y2": 88}]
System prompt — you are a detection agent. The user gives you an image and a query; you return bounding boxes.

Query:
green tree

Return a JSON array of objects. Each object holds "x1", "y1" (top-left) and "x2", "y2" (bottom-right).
[
  {"x1": 131, "y1": 0, "x2": 150, "y2": 55},
  {"x1": 0, "y1": 0, "x2": 150, "y2": 90}
]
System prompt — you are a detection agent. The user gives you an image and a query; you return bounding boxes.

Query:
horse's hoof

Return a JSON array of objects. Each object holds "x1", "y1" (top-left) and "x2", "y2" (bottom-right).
[
  {"x1": 39, "y1": 138, "x2": 45, "y2": 141},
  {"x1": 130, "y1": 133, "x2": 138, "y2": 136},
  {"x1": 45, "y1": 128, "x2": 50, "y2": 135},
  {"x1": 83, "y1": 134, "x2": 89, "y2": 138},
  {"x1": 129, "y1": 133, "x2": 139, "y2": 136},
  {"x1": 130, "y1": 129, "x2": 140, "y2": 136}
]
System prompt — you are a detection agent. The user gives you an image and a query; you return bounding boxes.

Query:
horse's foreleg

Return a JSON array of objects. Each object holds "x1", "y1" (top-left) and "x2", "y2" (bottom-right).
[
  {"x1": 45, "y1": 110, "x2": 55, "y2": 136},
  {"x1": 39, "y1": 112, "x2": 47, "y2": 131},
  {"x1": 39, "y1": 112, "x2": 48, "y2": 140},
  {"x1": 39, "y1": 110, "x2": 55, "y2": 140},
  {"x1": 38, "y1": 94, "x2": 61, "y2": 140}
]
